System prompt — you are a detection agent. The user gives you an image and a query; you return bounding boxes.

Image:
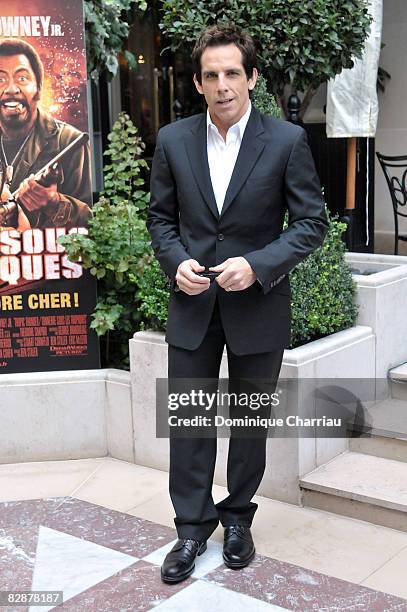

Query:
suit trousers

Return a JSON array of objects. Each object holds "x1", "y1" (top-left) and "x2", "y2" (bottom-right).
[{"x1": 167, "y1": 295, "x2": 284, "y2": 541}]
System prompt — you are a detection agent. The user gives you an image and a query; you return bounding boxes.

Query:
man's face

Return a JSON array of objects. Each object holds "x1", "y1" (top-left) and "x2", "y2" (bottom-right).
[
  {"x1": 194, "y1": 44, "x2": 257, "y2": 133},
  {"x1": 0, "y1": 54, "x2": 39, "y2": 131}
]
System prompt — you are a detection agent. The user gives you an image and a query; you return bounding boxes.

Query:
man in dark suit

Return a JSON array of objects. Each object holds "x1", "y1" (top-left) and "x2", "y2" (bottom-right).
[{"x1": 147, "y1": 23, "x2": 328, "y2": 584}]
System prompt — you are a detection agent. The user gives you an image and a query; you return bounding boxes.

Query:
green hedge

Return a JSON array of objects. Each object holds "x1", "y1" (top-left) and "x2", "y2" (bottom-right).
[{"x1": 289, "y1": 213, "x2": 358, "y2": 346}]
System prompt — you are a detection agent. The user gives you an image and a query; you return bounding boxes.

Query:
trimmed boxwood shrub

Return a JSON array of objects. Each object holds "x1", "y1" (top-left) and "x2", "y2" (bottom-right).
[
  {"x1": 289, "y1": 213, "x2": 358, "y2": 347},
  {"x1": 251, "y1": 74, "x2": 281, "y2": 118},
  {"x1": 137, "y1": 251, "x2": 171, "y2": 331}
]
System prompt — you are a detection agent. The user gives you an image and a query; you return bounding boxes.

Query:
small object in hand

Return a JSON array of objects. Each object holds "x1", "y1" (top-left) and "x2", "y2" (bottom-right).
[{"x1": 197, "y1": 271, "x2": 219, "y2": 280}]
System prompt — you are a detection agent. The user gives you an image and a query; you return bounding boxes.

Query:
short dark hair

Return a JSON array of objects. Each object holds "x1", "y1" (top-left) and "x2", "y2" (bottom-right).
[
  {"x1": 192, "y1": 23, "x2": 257, "y2": 84},
  {"x1": 0, "y1": 38, "x2": 44, "y2": 90}
]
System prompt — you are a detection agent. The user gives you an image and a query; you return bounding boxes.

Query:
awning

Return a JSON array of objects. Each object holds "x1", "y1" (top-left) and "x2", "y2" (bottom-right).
[
  {"x1": 325, "y1": 0, "x2": 383, "y2": 246},
  {"x1": 326, "y1": 0, "x2": 383, "y2": 138}
]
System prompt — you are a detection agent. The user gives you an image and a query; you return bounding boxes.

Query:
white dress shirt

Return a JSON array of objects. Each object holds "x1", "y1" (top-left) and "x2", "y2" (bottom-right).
[
  {"x1": 206, "y1": 100, "x2": 284, "y2": 290},
  {"x1": 207, "y1": 100, "x2": 252, "y2": 214}
]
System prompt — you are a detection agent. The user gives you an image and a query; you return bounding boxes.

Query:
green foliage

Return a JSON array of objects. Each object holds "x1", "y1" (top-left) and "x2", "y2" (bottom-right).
[
  {"x1": 84, "y1": 0, "x2": 147, "y2": 80},
  {"x1": 290, "y1": 214, "x2": 358, "y2": 347},
  {"x1": 60, "y1": 113, "x2": 150, "y2": 368},
  {"x1": 136, "y1": 253, "x2": 170, "y2": 331},
  {"x1": 251, "y1": 75, "x2": 281, "y2": 118},
  {"x1": 159, "y1": 0, "x2": 372, "y2": 118},
  {"x1": 102, "y1": 112, "x2": 150, "y2": 211}
]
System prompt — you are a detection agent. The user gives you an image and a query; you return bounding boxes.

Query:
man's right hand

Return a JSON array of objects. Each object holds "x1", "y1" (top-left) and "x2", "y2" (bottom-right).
[{"x1": 175, "y1": 259, "x2": 211, "y2": 295}]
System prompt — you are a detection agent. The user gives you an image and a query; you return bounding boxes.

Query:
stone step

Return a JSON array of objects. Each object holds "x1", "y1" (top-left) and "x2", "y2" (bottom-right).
[
  {"x1": 300, "y1": 451, "x2": 407, "y2": 532},
  {"x1": 389, "y1": 363, "x2": 407, "y2": 401},
  {"x1": 348, "y1": 397, "x2": 407, "y2": 461},
  {"x1": 390, "y1": 363, "x2": 407, "y2": 382},
  {"x1": 350, "y1": 397, "x2": 407, "y2": 439},
  {"x1": 350, "y1": 434, "x2": 407, "y2": 463}
]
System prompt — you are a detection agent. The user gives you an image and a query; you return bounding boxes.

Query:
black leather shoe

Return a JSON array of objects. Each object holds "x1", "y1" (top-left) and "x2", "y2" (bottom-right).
[
  {"x1": 223, "y1": 525, "x2": 255, "y2": 569},
  {"x1": 161, "y1": 538, "x2": 207, "y2": 583}
]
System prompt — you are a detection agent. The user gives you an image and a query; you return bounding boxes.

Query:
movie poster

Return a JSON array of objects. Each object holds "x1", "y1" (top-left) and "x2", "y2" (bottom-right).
[{"x1": 0, "y1": 0, "x2": 100, "y2": 373}]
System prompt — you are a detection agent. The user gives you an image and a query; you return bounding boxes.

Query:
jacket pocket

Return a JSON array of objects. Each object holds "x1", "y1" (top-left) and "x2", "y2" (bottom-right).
[{"x1": 245, "y1": 175, "x2": 280, "y2": 190}]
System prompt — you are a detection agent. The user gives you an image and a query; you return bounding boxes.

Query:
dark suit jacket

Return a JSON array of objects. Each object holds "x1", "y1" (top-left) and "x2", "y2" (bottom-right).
[{"x1": 147, "y1": 106, "x2": 328, "y2": 355}]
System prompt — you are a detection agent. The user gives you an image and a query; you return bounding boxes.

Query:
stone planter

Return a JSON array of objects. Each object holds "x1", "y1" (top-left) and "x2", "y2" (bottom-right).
[
  {"x1": 0, "y1": 369, "x2": 133, "y2": 464},
  {"x1": 345, "y1": 252, "x2": 407, "y2": 378},
  {"x1": 130, "y1": 325, "x2": 374, "y2": 504}
]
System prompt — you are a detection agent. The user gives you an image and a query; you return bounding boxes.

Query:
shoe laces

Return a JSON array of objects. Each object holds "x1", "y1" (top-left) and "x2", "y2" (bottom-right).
[
  {"x1": 181, "y1": 538, "x2": 202, "y2": 552},
  {"x1": 227, "y1": 525, "x2": 247, "y2": 537}
]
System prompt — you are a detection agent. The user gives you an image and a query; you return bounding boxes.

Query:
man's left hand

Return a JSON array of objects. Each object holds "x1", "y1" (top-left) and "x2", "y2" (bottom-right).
[
  {"x1": 209, "y1": 257, "x2": 257, "y2": 291},
  {"x1": 16, "y1": 174, "x2": 60, "y2": 211}
]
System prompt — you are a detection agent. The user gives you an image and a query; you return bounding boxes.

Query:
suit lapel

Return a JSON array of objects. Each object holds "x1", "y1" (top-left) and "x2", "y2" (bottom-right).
[
  {"x1": 183, "y1": 107, "x2": 266, "y2": 221},
  {"x1": 220, "y1": 107, "x2": 265, "y2": 218},
  {"x1": 184, "y1": 115, "x2": 219, "y2": 220}
]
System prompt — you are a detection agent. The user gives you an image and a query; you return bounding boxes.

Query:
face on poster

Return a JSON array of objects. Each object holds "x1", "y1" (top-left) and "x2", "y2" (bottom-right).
[{"x1": 0, "y1": 0, "x2": 99, "y2": 373}]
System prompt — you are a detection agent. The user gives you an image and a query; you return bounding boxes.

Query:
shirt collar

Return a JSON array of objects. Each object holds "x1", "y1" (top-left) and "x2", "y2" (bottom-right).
[{"x1": 207, "y1": 99, "x2": 252, "y2": 141}]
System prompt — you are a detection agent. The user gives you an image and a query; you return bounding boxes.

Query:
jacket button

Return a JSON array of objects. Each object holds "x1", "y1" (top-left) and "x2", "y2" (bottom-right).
[{"x1": 217, "y1": 233, "x2": 225, "y2": 241}]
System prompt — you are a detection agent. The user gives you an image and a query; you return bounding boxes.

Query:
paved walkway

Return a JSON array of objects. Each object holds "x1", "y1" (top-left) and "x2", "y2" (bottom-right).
[{"x1": 0, "y1": 457, "x2": 407, "y2": 611}]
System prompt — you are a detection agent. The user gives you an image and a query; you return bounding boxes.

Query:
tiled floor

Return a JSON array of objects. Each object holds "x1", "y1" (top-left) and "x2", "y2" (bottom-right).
[{"x1": 0, "y1": 457, "x2": 407, "y2": 611}]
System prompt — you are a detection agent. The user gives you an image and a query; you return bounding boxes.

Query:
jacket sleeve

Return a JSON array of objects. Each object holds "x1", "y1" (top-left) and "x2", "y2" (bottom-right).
[
  {"x1": 243, "y1": 128, "x2": 329, "y2": 295},
  {"x1": 146, "y1": 131, "x2": 190, "y2": 279}
]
